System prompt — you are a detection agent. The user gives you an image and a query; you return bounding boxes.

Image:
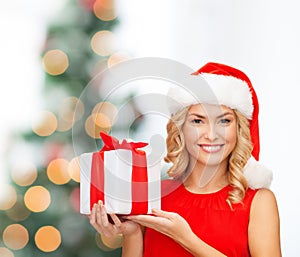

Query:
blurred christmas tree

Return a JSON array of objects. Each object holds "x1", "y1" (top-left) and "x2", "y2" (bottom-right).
[{"x1": 0, "y1": 0, "x2": 138, "y2": 256}]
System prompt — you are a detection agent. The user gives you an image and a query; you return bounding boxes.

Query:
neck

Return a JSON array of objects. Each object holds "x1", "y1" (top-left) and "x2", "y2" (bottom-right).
[{"x1": 183, "y1": 159, "x2": 229, "y2": 193}]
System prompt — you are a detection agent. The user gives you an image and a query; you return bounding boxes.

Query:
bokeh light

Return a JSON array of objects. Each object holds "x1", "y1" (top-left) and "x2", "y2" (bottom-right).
[
  {"x1": 107, "y1": 51, "x2": 131, "y2": 68},
  {"x1": 95, "y1": 233, "x2": 122, "y2": 251},
  {"x1": 92, "y1": 101, "x2": 118, "y2": 124},
  {"x1": 93, "y1": 0, "x2": 117, "y2": 21},
  {"x1": 91, "y1": 30, "x2": 116, "y2": 56},
  {"x1": 24, "y1": 186, "x2": 51, "y2": 213},
  {"x1": 84, "y1": 101, "x2": 119, "y2": 138},
  {"x1": 11, "y1": 161, "x2": 37, "y2": 186},
  {"x1": 92, "y1": 113, "x2": 112, "y2": 128},
  {"x1": 3, "y1": 224, "x2": 29, "y2": 250},
  {"x1": 0, "y1": 247, "x2": 14, "y2": 257},
  {"x1": 84, "y1": 114, "x2": 110, "y2": 138},
  {"x1": 47, "y1": 158, "x2": 71, "y2": 185},
  {"x1": 35, "y1": 226, "x2": 61, "y2": 252},
  {"x1": 101, "y1": 234, "x2": 123, "y2": 249},
  {"x1": 95, "y1": 233, "x2": 113, "y2": 252},
  {"x1": 0, "y1": 184, "x2": 17, "y2": 210},
  {"x1": 32, "y1": 111, "x2": 57, "y2": 137},
  {"x1": 6, "y1": 195, "x2": 31, "y2": 222},
  {"x1": 57, "y1": 97, "x2": 85, "y2": 132},
  {"x1": 68, "y1": 157, "x2": 80, "y2": 183},
  {"x1": 42, "y1": 49, "x2": 69, "y2": 75}
]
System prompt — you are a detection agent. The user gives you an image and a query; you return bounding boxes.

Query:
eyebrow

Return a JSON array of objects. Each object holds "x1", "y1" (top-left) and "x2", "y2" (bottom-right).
[{"x1": 189, "y1": 112, "x2": 235, "y2": 119}]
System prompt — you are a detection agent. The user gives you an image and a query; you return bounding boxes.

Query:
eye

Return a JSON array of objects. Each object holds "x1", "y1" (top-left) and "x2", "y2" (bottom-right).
[
  {"x1": 192, "y1": 119, "x2": 202, "y2": 124},
  {"x1": 219, "y1": 118, "x2": 231, "y2": 125}
]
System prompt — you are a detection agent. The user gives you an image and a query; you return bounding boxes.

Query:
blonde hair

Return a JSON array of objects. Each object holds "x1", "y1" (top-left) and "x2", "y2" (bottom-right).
[
  {"x1": 164, "y1": 107, "x2": 253, "y2": 205},
  {"x1": 164, "y1": 107, "x2": 190, "y2": 178}
]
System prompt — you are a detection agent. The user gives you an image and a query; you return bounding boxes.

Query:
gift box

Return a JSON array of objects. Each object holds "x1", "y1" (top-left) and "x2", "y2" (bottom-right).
[{"x1": 80, "y1": 132, "x2": 161, "y2": 215}]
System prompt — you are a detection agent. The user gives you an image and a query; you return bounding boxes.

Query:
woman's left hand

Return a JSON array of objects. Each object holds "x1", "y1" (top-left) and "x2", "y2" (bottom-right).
[{"x1": 125, "y1": 209, "x2": 193, "y2": 244}]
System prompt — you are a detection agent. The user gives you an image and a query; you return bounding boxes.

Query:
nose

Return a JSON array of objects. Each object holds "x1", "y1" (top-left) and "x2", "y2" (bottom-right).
[{"x1": 204, "y1": 124, "x2": 218, "y2": 140}]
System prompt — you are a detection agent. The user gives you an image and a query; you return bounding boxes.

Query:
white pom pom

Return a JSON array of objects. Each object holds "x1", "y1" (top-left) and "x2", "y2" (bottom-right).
[{"x1": 243, "y1": 157, "x2": 273, "y2": 189}]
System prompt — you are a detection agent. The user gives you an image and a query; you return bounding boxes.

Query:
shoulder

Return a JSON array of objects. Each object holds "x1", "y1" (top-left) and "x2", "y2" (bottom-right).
[
  {"x1": 249, "y1": 188, "x2": 280, "y2": 226},
  {"x1": 248, "y1": 189, "x2": 282, "y2": 256},
  {"x1": 251, "y1": 188, "x2": 278, "y2": 211}
]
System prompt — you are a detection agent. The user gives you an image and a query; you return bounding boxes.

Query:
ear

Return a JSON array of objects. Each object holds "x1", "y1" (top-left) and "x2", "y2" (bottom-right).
[{"x1": 243, "y1": 157, "x2": 273, "y2": 189}]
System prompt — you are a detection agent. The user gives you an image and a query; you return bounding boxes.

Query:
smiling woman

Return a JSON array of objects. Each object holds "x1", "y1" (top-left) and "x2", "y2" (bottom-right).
[
  {"x1": 181, "y1": 104, "x2": 239, "y2": 187},
  {"x1": 89, "y1": 62, "x2": 281, "y2": 257}
]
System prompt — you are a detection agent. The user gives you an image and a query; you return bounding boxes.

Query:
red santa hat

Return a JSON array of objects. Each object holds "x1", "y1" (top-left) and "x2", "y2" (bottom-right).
[{"x1": 168, "y1": 62, "x2": 272, "y2": 189}]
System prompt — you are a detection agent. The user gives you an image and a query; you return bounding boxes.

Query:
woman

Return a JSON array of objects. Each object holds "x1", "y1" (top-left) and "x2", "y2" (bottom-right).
[{"x1": 89, "y1": 62, "x2": 281, "y2": 257}]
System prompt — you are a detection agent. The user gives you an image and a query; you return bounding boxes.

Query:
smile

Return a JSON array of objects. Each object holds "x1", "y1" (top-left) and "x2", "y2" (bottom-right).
[{"x1": 199, "y1": 144, "x2": 224, "y2": 153}]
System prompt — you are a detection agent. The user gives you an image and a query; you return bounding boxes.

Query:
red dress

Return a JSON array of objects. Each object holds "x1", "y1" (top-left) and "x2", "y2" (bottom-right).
[{"x1": 143, "y1": 180, "x2": 258, "y2": 257}]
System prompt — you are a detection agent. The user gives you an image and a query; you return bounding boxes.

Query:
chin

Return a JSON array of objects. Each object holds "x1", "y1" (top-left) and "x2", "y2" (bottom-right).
[{"x1": 198, "y1": 155, "x2": 228, "y2": 168}]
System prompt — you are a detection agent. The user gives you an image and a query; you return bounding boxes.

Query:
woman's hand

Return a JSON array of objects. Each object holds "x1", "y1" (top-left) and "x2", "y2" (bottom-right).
[
  {"x1": 127, "y1": 209, "x2": 227, "y2": 257},
  {"x1": 89, "y1": 201, "x2": 141, "y2": 237},
  {"x1": 126, "y1": 209, "x2": 193, "y2": 244}
]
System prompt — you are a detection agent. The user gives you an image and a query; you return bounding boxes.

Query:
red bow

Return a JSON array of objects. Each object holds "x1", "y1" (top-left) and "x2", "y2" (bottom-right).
[{"x1": 100, "y1": 132, "x2": 148, "y2": 151}]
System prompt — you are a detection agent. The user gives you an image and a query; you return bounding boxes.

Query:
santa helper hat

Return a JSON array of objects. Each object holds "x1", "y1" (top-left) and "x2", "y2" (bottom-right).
[{"x1": 169, "y1": 62, "x2": 272, "y2": 189}]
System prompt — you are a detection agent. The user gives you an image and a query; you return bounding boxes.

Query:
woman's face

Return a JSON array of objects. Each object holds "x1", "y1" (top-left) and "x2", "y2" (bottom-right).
[{"x1": 182, "y1": 104, "x2": 237, "y2": 169}]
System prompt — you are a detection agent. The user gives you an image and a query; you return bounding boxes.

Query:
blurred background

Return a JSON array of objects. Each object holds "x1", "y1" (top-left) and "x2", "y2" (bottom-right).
[{"x1": 0, "y1": 0, "x2": 299, "y2": 256}]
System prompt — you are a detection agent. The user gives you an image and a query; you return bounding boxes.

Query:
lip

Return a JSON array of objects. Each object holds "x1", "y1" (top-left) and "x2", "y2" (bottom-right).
[{"x1": 198, "y1": 144, "x2": 224, "y2": 153}]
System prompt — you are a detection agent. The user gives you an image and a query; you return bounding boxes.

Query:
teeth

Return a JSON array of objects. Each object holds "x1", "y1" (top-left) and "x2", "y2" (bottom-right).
[{"x1": 202, "y1": 145, "x2": 221, "y2": 152}]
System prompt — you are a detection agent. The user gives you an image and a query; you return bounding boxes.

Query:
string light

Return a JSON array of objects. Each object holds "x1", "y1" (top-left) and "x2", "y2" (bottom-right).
[
  {"x1": 101, "y1": 234, "x2": 123, "y2": 249},
  {"x1": 107, "y1": 51, "x2": 131, "y2": 68},
  {"x1": 32, "y1": 111, "x2": 57, "y2": 137},
  {"x1": 84, "y1": 114, "x2": 110, "y2": 139},
  {"x1": 6, "y1": 195, "x2": 31, "y2": 222},
  {"x1": 68, "y1": 157, "x2": 80, "y2": 182},
  {"x1": 2, "y1": 224, "x2": 29, "y2": 250},
  {"x1": 0, "y1": 184, "x2": 17, "y2": 211},
  {"x1": 95, "y1": 233, "x2": 113, "y2": 252},
  {"x1": 91, "y1": 30, "x2": 116, "y2": 56},
  {"x1": 0, "y1": 247, "x2": 14, "y2": 257},
  {"x1": 42, "y1": 49, "x2": 69, "y2": 75},
  {"x1": 93, "y1": 0, "x2": 117, "y2": 21},
  {"x1": 34, "y1": 226, "x2": 61, "y2": 252},
  {"x1": 24, "y1": 186, "x2": 51, "y2": 213},
  {"x1": 92, "y1": 101, "x2": 118, "y2": 125},
  {"x1": 47, "y1": 158, "x2": 71, "y2": 185},
  {"x1": 11, "y1": 161, "x2": 37, "y2": 186}
]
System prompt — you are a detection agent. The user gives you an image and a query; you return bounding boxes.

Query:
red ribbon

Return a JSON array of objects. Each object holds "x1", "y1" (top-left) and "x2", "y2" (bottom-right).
[
  {"x1": 90, "y1": 132, "x2": 149, "y2": 214},
  {"x1": 100, "y1": 131, "x2": 148, "y2": 151}
]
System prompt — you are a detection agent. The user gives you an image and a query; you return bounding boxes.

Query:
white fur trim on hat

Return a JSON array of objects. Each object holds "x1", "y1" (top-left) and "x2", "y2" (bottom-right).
[
  {"x1": 167, "y1": 73, "x2": 253, "y2": 119},
  {"x1": 243, "y1": 156, "x2": 273, "y2": 189}
]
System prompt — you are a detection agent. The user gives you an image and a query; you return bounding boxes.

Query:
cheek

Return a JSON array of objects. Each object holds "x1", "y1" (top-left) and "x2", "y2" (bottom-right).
[
  {"x1": 182, "y1": 124, "x2": 200, "y2": 143},
  {"x1": 224, "y1": 127, "x2": 237, "y2": 146}
]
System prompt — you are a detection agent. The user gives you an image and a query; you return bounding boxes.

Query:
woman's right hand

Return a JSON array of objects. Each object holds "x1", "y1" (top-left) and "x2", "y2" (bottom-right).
[{"x1": 89, "y1": 200, "x2": 141, "y2": 238}]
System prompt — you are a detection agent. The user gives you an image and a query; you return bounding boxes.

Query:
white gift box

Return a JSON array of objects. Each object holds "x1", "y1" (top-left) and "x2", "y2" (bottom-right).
[{"x1": 80, "y1": 135, "x2": 161, "y2": 215}]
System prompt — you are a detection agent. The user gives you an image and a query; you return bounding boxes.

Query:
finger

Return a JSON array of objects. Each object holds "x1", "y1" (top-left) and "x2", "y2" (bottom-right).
[
  {"x1": 90, "y1": 204, "x2": 97, "y2": 225},
  {"x1": 99, "y1": 202, "x2": 109, "y2": 226},
  {"x1": 152, "y1": 209, "x2": 175, "y2": 219},
  {"x1": 90, "y1": 204, "x2": 104, "y2": 234},
  {"x1": 128, "y1": 215, "x2": 162, "y2": 227},
  {"x1": 99, "y1": 203, "x2": 117, "y2": 236},
  {"x1": 110, "y1": 213, "x2": 121, "y2": 228}
]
